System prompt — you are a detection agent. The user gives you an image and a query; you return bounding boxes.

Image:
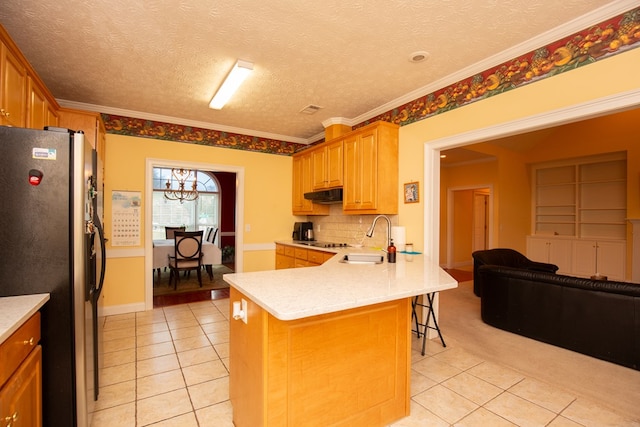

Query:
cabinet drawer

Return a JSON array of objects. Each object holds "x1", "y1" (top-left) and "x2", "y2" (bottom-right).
[
  {"x1": 294, "y1": 248, "x2": 308, "y2": 260},
  {"x1": 276, "y1": 254, "x2": 295, "y2": 270},
  {"x1": 307, "y1": 249, "x2": 327, "y2": 264},
  {"x1": 284, "y1": 246, "x2": 295, "y2": 257},
  {"x1": 0, "y1": 312, "x2": 40, "y2": 387},
  {"x1": 275, "y1": 244, "x2": 285, "y2": 255}
]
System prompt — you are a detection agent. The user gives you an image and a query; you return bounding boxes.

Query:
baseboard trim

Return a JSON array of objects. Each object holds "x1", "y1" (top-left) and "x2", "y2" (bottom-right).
[{"x1": 102, "y1": 302, "x2": 146, "y2": 316}]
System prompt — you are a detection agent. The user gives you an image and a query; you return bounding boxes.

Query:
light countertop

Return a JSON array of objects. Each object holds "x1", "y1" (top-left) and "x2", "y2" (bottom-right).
[
  {"x1": 0, "y1": 294, "x2": 50, "y2": 345},
  {"x1": 223, "y1": 242, "x2": 457, "y2": 320}
]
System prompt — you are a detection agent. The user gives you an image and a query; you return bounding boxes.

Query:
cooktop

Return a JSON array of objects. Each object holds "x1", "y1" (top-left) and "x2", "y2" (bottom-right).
[{"x1": 293, "y1": 241, "x2": 349, "y2": 248}]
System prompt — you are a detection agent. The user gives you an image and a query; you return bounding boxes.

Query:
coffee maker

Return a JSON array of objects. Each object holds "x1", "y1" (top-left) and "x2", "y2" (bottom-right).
[{"x1": 292, "y1": 221, "x2": 314, "y2": 241}]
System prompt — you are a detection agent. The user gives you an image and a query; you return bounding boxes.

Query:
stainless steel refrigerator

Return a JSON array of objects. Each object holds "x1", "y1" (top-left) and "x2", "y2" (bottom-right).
[{"x1": 0, "y1": 126, "x2": 106, "y2": 427}]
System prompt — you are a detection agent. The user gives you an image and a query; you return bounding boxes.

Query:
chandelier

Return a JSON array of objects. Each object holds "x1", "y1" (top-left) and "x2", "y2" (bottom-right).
[{"x1": 164, "y1": 168, "x2": 199, "y2": 203}]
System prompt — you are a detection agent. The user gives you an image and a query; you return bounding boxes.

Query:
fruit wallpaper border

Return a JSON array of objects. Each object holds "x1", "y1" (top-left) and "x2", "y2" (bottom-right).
[{"x1": 102, "y1": 6, "x2": 640, "y2": 156}]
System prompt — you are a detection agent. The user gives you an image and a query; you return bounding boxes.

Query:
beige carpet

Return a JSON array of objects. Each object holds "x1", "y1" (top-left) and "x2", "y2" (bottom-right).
[
  {"x1": 439, "y1": 280, "x2": 640, "y2": 419},
  {"x1": 153, "y1": 264, "x2": 233, "y2": 296}
]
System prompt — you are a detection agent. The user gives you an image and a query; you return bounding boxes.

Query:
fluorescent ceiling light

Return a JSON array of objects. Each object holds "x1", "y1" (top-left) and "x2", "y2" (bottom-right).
[{"x1": 209, "y1": 60, "x2": 253, "y2": 110}]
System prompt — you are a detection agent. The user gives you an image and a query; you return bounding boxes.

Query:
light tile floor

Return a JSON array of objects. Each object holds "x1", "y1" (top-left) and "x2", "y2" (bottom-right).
[{"x1": 90, "y1": 298, "x2": 640, "y2": 426}]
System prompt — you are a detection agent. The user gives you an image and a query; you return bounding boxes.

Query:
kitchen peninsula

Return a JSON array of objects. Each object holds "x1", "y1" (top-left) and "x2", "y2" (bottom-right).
[{"x1": 224, "y1": 245, "x2": 457, "y2": 427}]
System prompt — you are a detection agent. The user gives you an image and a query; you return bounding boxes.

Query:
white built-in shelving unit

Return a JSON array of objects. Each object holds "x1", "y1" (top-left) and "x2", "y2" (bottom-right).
[{"x1": 528, "y1": 152, "x2": 627, "y2": 281}]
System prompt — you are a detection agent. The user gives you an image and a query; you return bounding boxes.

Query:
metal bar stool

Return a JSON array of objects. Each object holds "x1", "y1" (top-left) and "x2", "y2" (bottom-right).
[{"x1": 411, "y1": 292, "x2": 446, "y2": 356}]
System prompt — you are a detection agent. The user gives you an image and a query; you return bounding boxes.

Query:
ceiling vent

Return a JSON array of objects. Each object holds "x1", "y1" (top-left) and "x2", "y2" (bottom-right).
[{"x1": 299, "y1": 104, "x2": 323, "y2": 114}]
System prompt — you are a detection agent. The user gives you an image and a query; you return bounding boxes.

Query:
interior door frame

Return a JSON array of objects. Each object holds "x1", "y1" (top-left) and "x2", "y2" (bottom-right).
[
  {"x1": 144, "y1": 158, "x2": 245, "y2": 310},
  {"x1": 446, "y1": 185, "x2": 493, "y2": 269},
  {"x1": 424, "y1": 89, "x2": 640, "y2": 263}
]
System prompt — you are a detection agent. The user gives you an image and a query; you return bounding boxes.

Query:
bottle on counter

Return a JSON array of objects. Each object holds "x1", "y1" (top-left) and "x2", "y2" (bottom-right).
[{"x1": 387, "y1": 239, "x2": 396, "y2": 263}]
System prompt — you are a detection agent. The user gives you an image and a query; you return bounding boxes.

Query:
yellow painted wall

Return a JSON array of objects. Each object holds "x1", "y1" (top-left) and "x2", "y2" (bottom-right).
[
  {"x1": 452, "y1": 190, "x2": 473, "y2": 264},
  {"x1": 102, "y1": 134, "x2": 293, "y2": 308},
  {"x1": 398, "y1": 48, "x2": 640, "y2": 265},
  {"x1": 439, "y1": 159, "x2": 499, "y2": 261}
]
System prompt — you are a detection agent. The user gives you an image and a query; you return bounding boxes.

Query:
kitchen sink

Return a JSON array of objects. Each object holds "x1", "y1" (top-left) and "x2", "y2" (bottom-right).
[{"x1": 339, "y1": 253, "x2": 384, "y2": 264}]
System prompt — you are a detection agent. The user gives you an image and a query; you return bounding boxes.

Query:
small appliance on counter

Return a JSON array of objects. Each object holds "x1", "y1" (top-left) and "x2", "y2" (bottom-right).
[{"x1": 292, "y1": 221, "x2": 314, "y2": 241}]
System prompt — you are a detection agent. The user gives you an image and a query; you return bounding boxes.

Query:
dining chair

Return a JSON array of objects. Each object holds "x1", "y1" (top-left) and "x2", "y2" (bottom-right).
[
  {"x1": 206, "y1": 227, "x2": 218, "y2": 245},
  {"x1": 165, "y1": 226, "x2": 186, "y2": 239},
  {"x1": 168, "y1": 231, "x2": 204, "y2": 290},
  {"x1": 156, "y1": 226, "x2": 187, "y2": 282}
]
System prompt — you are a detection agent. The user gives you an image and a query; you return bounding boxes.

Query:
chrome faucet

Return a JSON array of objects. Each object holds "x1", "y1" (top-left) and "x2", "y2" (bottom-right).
[{"x1": 365, "y1": 215, "x2": 392, "y2": 248}]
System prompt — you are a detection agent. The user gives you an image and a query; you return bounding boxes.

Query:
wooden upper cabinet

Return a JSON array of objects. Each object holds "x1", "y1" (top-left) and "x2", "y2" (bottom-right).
[
  {"x1": 0, "y1": 41, "x2": 27, "y2": 127},
  {"x1": 343, "y1": 121, "x2": 398, "y2": 214},
  {"x1": 292, "y1": 150, "x2": 329, "y2": 215},
  {"x1": 292, "y1": 121, "x2": 398, "y2": 215},
  {"x1": 311, "y1": 139, "x2": 343, "y2": 190},
  {"x1": 27, "y1": 77, "x2": 58, "y2": 129},
  {"x1": 57, "y1": 108, "x2": 102, "y2": 148},
  {"x1": 1, "y1": 24, "x2": 60, "y2": 130}
]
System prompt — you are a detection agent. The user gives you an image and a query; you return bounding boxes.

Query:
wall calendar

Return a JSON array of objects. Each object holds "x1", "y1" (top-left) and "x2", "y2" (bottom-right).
[{"x1": 111, "y1": 190, "x2": 141, "y2": 246}]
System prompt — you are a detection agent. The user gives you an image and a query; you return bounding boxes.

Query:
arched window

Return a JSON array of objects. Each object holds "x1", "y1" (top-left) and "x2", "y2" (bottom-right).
[{"x1": 152, "y1": 167, "x2": 221, "y2": 241}]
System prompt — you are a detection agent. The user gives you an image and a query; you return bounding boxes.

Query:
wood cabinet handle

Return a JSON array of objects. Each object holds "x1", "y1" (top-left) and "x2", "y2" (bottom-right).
[{"x1": 23, "y1": 337, "x2": 34, "y2": 346}]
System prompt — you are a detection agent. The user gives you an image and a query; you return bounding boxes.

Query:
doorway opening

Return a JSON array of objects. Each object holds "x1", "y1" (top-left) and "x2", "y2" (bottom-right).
[
  {"x1": 145, "y1": 158, "x2": 244, "y2": 310},
  {"x1": 446, "y1": 186, "x2": 492, "y2": 270}
]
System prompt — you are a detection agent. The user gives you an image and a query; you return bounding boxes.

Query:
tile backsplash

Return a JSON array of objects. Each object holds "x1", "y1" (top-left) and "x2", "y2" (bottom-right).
[{"x1": 307, "y1": 205, "x2": 398, "y2": 249}]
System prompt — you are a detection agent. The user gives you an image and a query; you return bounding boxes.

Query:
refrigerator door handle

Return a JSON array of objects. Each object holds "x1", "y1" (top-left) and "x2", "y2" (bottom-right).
[{"x1": 94, "y1": 213, "x2": 106, "y2": 300}]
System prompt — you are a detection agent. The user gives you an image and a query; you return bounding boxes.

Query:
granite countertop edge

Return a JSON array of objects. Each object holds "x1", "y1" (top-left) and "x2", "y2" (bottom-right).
[
  {"x1": 225, "y1": 242, "x2": 458, "y2": 321},
  {"x1": 0, "y1": 294, "x2": 50, "y2": 345}
]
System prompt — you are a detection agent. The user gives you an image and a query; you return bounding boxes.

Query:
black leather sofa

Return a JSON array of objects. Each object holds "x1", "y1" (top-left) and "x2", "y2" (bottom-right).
[
  {"x1": 477, "y1": 264, "x2": 640, "y2": 370},
  {"x1": 472, "y1": 248, "x2": 559, "y2": 297}
]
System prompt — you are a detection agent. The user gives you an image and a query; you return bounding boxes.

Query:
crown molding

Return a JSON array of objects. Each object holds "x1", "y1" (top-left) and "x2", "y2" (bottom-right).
[
  {"x1": 56, "y1": 99, "x2": 310, "y2": 145},
  {"x1": 321, "y1": 117, "x2": 354, "y2": 128}
]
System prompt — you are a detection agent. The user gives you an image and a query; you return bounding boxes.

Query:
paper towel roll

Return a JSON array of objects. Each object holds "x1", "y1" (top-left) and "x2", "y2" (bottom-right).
[{"x1": 391, "y1": 226, "x2": 406, "y2": 251}]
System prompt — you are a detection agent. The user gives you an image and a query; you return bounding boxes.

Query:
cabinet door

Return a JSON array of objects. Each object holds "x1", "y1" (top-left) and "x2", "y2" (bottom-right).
[
  {"x1": 548, "y1": 239, "x2": 572, "y2": 274},
  {"x1": 527, "y1": 237, "x2": 551, "y2": 263},
  {"x1": 45, "y1": 102, "x2": 59, "y2": 127},
  {"x1": 343, "y1": 131, "x2": 378, "y2": 211},
  {"x1": 292, "y1": 151, "x2": 329, "y2": 215},
  {"x1": 311, "y1": 146, "x2": 327, "y2": 190},
  {"x1": 0, "y1": 345, "x2": 42, "y2": 427},
  {"x1": 357, "y1": 128, "x2": 378, "y2": 210},
  {"x1": 292, "y1": 154, "x2": 308, "y2": 213},
  {"x1": 26, "y1": 77, "x2": 58, "y2": 130},
  {"x1": 573, "y1": 240, "x2": 625, "y2": 280},
  {"x1": 526, "y1": 236, "x2": 572, "y2": 273},
  {"x1": 0, "y1": 43, "x2": 27, "y2": 127},
  {"x1": 325, "y1": 140, "x2": 343, "y2": 188},
  {"x1": 311, "y1": 140, "x2": 343, "y2": 190}
]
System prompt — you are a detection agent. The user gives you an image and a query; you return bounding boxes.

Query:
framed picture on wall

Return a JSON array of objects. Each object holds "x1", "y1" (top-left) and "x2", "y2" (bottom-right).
[{"x1": 404, "y1": 182, "x2": 419, "y2": 203}]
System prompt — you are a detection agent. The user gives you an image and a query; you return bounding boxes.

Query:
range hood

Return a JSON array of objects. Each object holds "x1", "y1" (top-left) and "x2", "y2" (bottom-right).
[{"x1": 304, "y1": 188, "x2": 343, "y2": 204}]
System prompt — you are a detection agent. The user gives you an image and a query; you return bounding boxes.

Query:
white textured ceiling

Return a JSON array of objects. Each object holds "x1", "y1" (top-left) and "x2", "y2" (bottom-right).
[{"x1": 0, "y1": 0, "x2": 623, "y2": 143}]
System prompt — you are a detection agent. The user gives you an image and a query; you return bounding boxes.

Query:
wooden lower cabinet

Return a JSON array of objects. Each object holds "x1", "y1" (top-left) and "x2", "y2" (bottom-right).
[
  {"x1": 229, "y1": 288, "x2": 410, "y2": 427},
  {"x1": 0, "y1": 346, "x2": 42, "y2": 427},
  {"x1": 0, "y1": 313, "x2": 42, "y2": 427},
  {"x1": 275, "y1": 243, "x2": 335, "y2": 269}
]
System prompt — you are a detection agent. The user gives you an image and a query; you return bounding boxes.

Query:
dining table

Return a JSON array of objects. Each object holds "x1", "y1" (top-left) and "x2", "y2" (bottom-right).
[{"x1": 153, "y1": 239, "x2": 222, "y2": 282}]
